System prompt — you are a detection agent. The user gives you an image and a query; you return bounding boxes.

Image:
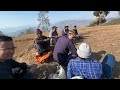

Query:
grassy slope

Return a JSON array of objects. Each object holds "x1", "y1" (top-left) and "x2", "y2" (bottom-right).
[{"x1": 13, "y1": 25, "x2": 120, "y2": 78}]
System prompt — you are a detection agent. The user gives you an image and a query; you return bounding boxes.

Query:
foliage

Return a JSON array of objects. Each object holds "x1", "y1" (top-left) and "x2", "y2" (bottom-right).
[{"x1": 38, "y1": 11, "x2": 50, "y2": 31}]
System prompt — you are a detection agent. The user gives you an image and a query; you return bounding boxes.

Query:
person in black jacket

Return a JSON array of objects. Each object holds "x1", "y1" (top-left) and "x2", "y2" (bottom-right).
[
  {"x1": 0, "y1": 35, "x2": 37, "y2": 79},
  {"x1": 62, "y1": 26, "x2": 69, "y2": 36},
  {"x1": 73, "y1": 25, "x2": 78, "y2": 35}
]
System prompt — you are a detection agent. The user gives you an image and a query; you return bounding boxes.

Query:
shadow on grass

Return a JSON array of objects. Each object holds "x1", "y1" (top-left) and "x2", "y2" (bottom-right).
[
  {"x1": 73, "y1": 35, "x2": 90, "y2": 45},
  {"x1": 89, "y1": 50, "x2": 106, "y2": 61},
  {"x1": 113, "y1": 62, "x2": 120, "y2": 79}
]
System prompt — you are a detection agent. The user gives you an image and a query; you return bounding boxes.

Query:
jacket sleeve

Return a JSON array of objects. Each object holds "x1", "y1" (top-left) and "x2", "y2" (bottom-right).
[
  {"x1": 49, "y1": 31, "x2": 52, "y2": 37},
  {"x1": 11, "y1": 60, "x2": 33, "y2": 79},
  {"x1": 34, "y1": 37, "x2": 44, "y2": 44},
  {"x1": 11, "y1": 60, "x2": 28, "y2": 69},
  {"x1": 68, "y1": 40, "x2": 77, "y2": 57},
  {"x1": 21, "y1": 71, "x2": 32, "y2": 79}
]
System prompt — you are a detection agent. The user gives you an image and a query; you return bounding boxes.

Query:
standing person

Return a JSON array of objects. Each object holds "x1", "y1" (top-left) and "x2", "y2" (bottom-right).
[
  {"x1": 0, "y1": 35, "x2": 37, "y2": 79},
  {"x1": 49, "y1": 26, "x2": 58, "y2": 46},
  {"x1": 34, "y1": 28, "x2": 50, "y2": 55},
  {"x1": 53, "y1": 30, "x2": 77, "y2": 67},
  {"x1": 62, "y1": 26, "x2": 69, "y2": 36},
  {"x1": 67, "y1": 43, "x2": 116, "y2": 79}
]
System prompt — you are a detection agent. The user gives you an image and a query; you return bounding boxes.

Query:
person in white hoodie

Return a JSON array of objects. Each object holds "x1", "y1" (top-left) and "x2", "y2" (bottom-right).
[{"x1": 67, "y1": 43, "x2": 116, "y2": 79}]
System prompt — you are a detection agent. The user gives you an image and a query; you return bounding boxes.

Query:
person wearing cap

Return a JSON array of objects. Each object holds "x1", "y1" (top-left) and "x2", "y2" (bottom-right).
[
  {"x1": 67, "y1": 43, "x2": 116, "y2": 79},
  {"x1": 34, "y1": 28, "x2": 50, "y2": 55},
  {"x1": 53, "y1": 30, "x2": 77, "y2": 68},
  {"x1": 62, "y1": 26, "x2": 69, "y2": 36},
  {"x1": 49, "y1": 26, "x2": 59, "y2": 46}
]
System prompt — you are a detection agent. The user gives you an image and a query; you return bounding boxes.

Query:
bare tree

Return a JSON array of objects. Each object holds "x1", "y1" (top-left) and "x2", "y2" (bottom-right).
[{"x1": 38, "y1": 11, "x2": 50, "y2": 31}]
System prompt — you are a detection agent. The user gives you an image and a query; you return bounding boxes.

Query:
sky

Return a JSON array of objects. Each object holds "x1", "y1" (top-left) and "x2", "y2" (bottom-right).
[{"x1": 0, "y1": 11, "x2": 118, "y2": 28}]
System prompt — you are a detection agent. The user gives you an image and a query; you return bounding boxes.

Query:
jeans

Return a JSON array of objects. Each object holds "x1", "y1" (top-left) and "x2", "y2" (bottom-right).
[{"x1": 101, "y1": 54, "x2": 116, "y2": 79}]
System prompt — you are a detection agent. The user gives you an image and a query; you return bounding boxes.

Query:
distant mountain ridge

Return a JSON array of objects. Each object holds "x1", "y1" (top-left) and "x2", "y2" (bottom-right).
[{"x1": 0, "y1": 17, "x2": 116, "y2": 36}]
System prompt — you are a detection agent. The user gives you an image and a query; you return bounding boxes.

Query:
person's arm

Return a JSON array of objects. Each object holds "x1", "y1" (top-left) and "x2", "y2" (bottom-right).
[
  {"x1": 49, "y1": 31, "x2": 58, "y2": 38},
  {"x1": 56, "y1": 32, "x2": 58, "y2": 37},
  {"x1": 68, "y1": 40, "x2": 77, "y2": 57},
  {"x1": 21, "y1": 64, "x2": 37, "y2": 79},
  {"x1": 21, "y1": 71, "x2": 32, "y2": 79},
  {"x1": 49, "y1": 31, "x2": 52, "y2": 38},
  {"x1": 11, "y1": 60, "x2": 28, "y2": 70},
  {"x1": 62, "y1": 30, "x2": 66, "y2": 36},
  {"x1": 34, "y1": 38, "x2": 45, "y2": 44}
]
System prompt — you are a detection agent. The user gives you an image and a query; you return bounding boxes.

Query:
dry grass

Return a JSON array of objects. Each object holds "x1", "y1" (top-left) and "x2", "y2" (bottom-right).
[{"x1": 13, "y1": 25, "x2": 120, "y2": 78}]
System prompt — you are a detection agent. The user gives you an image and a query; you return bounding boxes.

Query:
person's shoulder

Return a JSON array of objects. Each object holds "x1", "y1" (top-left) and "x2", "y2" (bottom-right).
[
  {"x1": 91, "y1": 60, "x2": 102, "y2": 64},
  {"x1": 68, "y1": 39, "x2": 73, "y2": 43},
  {"x1": 69, "y1": 57, "x2": 80, "y2": 63},
  {"x1": 5, "y1": 59, "x2": 17, "y2": 64},
  {"x1": 5, "y1": 59, "x2": 15, "y2": 62}
]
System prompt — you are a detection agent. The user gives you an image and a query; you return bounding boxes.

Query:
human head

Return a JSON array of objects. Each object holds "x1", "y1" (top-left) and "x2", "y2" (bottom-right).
[
  {"x1": 0, "y1": 36, "x2": 16, "y2": 61},
  {"x1": 65, "y1": 26, "x2": 69, "y2": 30},
  {"x1": 52, "y1": 26, "x2": 58, "y2": 31},
  {"x1": 73, "y1": 25, "x2": 77, "y2": 29},
  {"x1": 36, "y1": 28, "x2": 42, "y2": 36},
  {"x1": 67, "y1": 30, "x2": 75, "y2": 40},
  {"x1": 77, "y1": 43, "x2": 91, "y2": 59}
]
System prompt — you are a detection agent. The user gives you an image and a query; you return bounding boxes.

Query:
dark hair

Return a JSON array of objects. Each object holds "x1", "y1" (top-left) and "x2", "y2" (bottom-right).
[
  {"x1": 0, "y1": 35, "x2": 13, "y2": 42},
  {"x1": 74, "y1": 25, "x2": 77, "y2": 27}
]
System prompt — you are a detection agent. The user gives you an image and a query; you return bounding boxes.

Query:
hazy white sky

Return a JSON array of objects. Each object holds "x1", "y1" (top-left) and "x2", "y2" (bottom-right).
[{"x1": 0, "y1": 11, "x2": 118, "y2": 28}]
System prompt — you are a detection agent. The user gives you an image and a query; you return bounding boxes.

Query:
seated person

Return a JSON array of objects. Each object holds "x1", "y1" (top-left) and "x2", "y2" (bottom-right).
[
  {"x1": 0, "y1": 35, "x2": 37, "y2": 79},
  {"x1": 62, "y1": 26, "x2": 69, "y2": 36},
  {"x1": 53, "y1": 30, "x2": 77, "y2": 67},
  {"x1": 34, "y1": 28, "x2": 50, "y2": 55},
  {"x1": 67, "y1": 43, "x2": 116, "y2": 79},
  {"x1": 73, "y1": 25, "x2": 78, "y2": 36},
  {"x1": 49, "y1": 26, "x2": 59, "y2": 46}
]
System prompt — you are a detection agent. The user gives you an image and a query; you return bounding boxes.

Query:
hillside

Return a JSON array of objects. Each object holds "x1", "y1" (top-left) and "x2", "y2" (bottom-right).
[
  {"x1": 104, "y1": 18, "x2": 120, "y2": 26},
  {"x1": 13, "y1": 24, "x2": 120, "y2": 79},
  {"x1": 1, "y1": 17, "x2": 116, "y2": 36}
]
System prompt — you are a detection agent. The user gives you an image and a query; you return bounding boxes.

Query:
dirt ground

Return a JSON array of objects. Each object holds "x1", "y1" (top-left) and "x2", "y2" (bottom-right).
[{"x1": 13, "y1": 24, "x2": 120, "y2": 79}]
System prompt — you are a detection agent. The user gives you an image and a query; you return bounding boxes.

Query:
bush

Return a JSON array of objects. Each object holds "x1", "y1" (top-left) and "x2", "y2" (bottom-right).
[
  {"x1": 88, "y1": 22, "x2": 96, "y2": 27},
  {"x1": 25, "y1": 28, "x2": 34, "y2": 34}
]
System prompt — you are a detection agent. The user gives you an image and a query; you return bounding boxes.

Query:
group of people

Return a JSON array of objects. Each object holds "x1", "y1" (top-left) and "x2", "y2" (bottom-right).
[
  {"x1": 34, "y1": 25, "x2": 116, "y2": 79},
  {"x1": 0, "y1": 24, "x2": 116, "y2": 79},
  {"x1": 34, "y1": 25, "x2": 78, "y2": 55}
]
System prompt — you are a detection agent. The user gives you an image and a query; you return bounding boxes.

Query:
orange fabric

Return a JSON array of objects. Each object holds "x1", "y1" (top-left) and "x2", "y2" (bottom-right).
[{"x1": 35, "y1": 51, "x2": 53, "y2": 64}]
